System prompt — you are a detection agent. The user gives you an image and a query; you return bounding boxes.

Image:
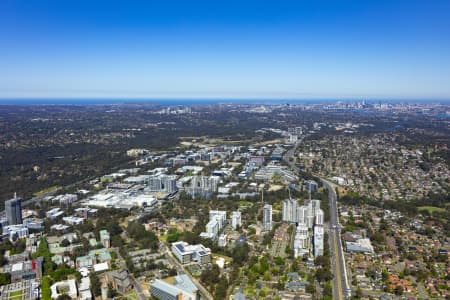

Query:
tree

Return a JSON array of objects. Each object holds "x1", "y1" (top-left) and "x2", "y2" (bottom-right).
[
  {"x1": 214, "y1": 277, "x2": 228, "y2": 299},
  {"x1": 201, "y1": 264, "x2": 220, "y2": 287},
  {"x1": 41, "y1": 277, "x2": 52, "y2": 300},
  {"x1": 306, "y1": 282, "x2": 315, "y2": 294},
  {"x1": 32, "y1": 238, "x2": 54, "y2": 276},
  {"x1": 394, "y1": 285, "x2": 403, "y2": 295},
  {"x1": 315, "y1": 267, "x2": 333, "y2": 282},
  {"x1": 107, "y1": 283, "x2": 117, "y2": 298},
  {"x1": 323, "y1": 281, "x2": 332, "y2": 298},
  {"x1": 0, "y1": 273, "x2": 11, "y2": 285},
  {"x1": 231, "y1": 242, "x2": 249, "y2": 266},
  {"x1": 90, "y1": 274, "x2": 101, "y2": 297},
  {"x1": 60, "y1": 239, "x2": 70, "y2": 247}
]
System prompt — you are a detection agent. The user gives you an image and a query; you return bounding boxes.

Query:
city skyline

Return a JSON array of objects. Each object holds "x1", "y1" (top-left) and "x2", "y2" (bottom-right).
[{"x1": 1, "y1": 0, "x2": 450, "y2": 100}]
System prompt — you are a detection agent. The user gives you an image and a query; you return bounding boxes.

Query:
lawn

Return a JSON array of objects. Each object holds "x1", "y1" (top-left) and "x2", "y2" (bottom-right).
[
  {"x1": 418, "y1": 206, "x2": 446, "y2": 214},
  {"x1": 33, "y1": 185, "x2": 60, "y2": 197},
  {"x1": 120, "y1": 290, "x2": 139, "y2": 300},
  {"x1": 238, "y1": 201, "x2": 253, "y2": 207},
  {"x1": 9, "y1": 290, "x2": 23, "y2": 300}
]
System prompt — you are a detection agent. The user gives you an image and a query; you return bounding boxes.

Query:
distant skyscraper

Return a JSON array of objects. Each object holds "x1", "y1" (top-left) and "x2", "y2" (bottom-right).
[
  {"x1": 263, "y1": 204, "x2": 272, "y2": 231},
  {"x1": 5, "y1": 196, "x2": 23, "y2": 225}
]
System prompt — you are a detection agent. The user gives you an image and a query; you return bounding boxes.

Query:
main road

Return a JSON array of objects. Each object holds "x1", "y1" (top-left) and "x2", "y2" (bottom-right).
[
  {"x1": 321, "y1": 179, "x2": 351, "y2": 300},
  {"x1": 283, "y1": 136, "x2": 350, "y2": 300}
]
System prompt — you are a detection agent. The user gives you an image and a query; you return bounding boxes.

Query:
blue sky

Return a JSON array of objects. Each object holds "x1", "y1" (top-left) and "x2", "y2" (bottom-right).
[{"x1": 1, "y1": 0, "x2": 450, "y2": 100}]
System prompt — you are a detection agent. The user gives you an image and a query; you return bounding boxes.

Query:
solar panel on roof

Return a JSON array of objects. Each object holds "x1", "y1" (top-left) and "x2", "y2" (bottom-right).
[{"x1": 175, "y1": 244, "x2": 185, "y2": 251}]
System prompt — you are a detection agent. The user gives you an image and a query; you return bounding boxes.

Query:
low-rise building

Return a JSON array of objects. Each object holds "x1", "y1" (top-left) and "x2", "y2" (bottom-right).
[
  {"x1": 99, "y1": 230, "x2": 110, "y2": 248},
  {"x1": 106, "y1": 269, "x2": 133, "y2": 294},
  {"x1": 2, "y1": 224, "x2": 29, "y2": 240},
  {"x1": 62, "y1": 216, "x2": 84, "y2": 225},
  {"x1": 50, "y1": 279, "x2": 78, "y2": 299},
  {"x1": 346, "y1": 238, "x2": 374, "y2": 254},
  {"x1": 46, "y1": 208, "x2": 64, "y2": 219},
  {"x1": 150, "y1": 274, "x2": 199, "y2": 300},
  {"x1": 171, "y1": 242, "x2": 211, "y2": 265}
]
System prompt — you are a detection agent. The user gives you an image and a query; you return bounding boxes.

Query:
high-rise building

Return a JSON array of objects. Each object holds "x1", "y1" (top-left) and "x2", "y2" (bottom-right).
[
  {"x1": 147, "y1": 175, "x2": 178, "y2": 193},
  {"x1": 297, "y1": 205, "x2": 308, "y2": 225},
  {"x1": 200, "y1": 210, "x2": 227, "y2": 239},
  {"x1": 188, "y1": 176, "x2": 220, "y2": 198},
  {"x1": 231, "y1": 211, "x2": 242, "y2": 230},
  {"x1": 209, "y1": 210, "x2": 227, "y2": 229},
  {"x1": 282, "y1": 198, "x2": 299, "y2": 223},
  {"x1": 263, "y1": 204, "x2": 272, "y2": 231},
  {"x1": 5, "y1": 196, "x2": 23, "y2": 225},
  {"x1": 293, "y1": 224, "x2": 310, "y2": 258},
  {"x1": 304, "y1": 199, "x2": 321, "y2": 228},
  {"x1": 315, "y1": 209, "x2": 324, "y2": 225},
  {"x1": 314, "y1": 225, "x2": 324, "y2": 257}
]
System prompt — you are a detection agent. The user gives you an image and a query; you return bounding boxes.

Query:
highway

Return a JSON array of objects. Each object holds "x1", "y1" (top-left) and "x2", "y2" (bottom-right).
[
  {"x1": 283, "y1": 136, "x2": 350, "y2": 300},
  {"x1": 321, "y1": 179, "x2": 351, "y2": 300}
]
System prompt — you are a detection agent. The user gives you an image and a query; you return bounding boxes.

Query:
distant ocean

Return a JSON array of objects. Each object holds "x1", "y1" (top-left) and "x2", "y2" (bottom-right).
[{"x1": 0, "y1": 98, "x2": 448, "y2": 106}]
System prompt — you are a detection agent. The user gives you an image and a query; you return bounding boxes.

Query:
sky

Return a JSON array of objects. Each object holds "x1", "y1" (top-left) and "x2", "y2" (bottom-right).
[{"x1": 0, "y1": 0, "x2": 450, "y2": 100}]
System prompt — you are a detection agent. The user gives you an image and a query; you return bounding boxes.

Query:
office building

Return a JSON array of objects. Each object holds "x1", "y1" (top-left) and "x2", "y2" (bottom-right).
[
  {"x1": 52, "y1": 194, "x2": 78, "y2": 206},
  {"x1": 3, "y1": 224, "x2": 29, "y2": 240},
  {"x1": 187, "y1": 176, "x2": 220, "y2": 198},
  {"x1": 151, "y1": 274, "x2": 199, "y2": 300},
  {"x1": 6, "y1": 197, "x2": 23, "y2": 225},
  {"x1": 262, "y1": 204, "x2": 272, "y2": 231},
  {"x1": 304, "y1": 180, "x2": 318, "y2": 192},
  {"x1": 171, "y1": 242, "x2": 211, "y2": 265},
  {"x1": 147, "y1": 175, "x2": 178, "y2": 193}
]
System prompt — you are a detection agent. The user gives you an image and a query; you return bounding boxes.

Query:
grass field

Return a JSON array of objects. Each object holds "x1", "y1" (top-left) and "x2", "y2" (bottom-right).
[
  {"x1": 418, "y1": 206, "x2": 446, "y2": 214},
  {"x1": 9, "y1": 290, "x2": 23, "y2": 300},
  {"x1": 238, "y1": 201, "x2": 254, "y2": 207},
  {"x1": 116, "y1": 290, "x2": 139, "y2": 300},
  {"x1": 33, "y1": 185, "x2": 60, "y2": 197}
]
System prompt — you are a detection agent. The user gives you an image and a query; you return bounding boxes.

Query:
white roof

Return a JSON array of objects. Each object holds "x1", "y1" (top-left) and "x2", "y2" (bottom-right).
[
  {"x1": 11, "y1": 262, "x2": 24, "y2": 272},
  {"x1": 79, "y1": 267, "x2": 90, "y2": 277},
  {"x1": 93, "y1": 262, "x2": 109, "y2": 272}
]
